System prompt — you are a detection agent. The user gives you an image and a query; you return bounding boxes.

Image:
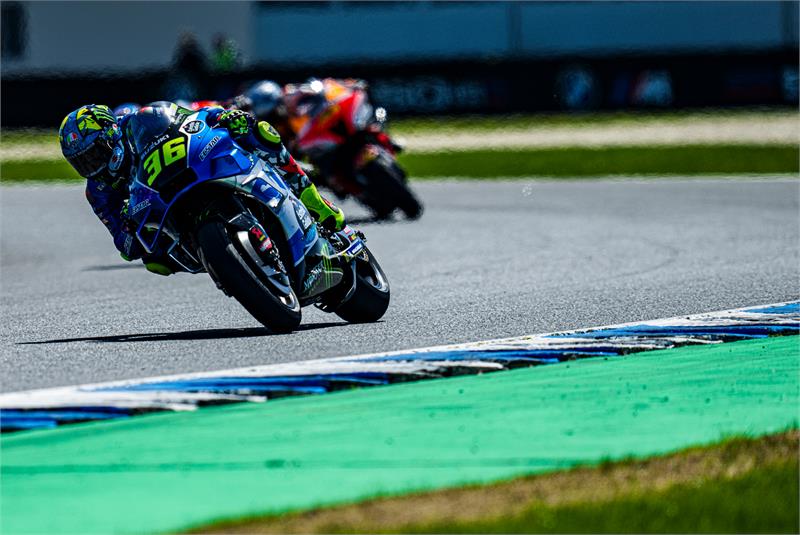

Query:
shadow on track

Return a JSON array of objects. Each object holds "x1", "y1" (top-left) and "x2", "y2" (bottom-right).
[
  {"x1": 19, "y1": 322, "x2": 347, "y2": 345},
  {"x1": 345, "y1": 214, "x2": 415, "y2": 225},
  {"x1": 83, "y1": 264, "x2": 144, "y2": 272},
  {"x1": 346, "y1": 215, "x2": 382, "y2": 225}
]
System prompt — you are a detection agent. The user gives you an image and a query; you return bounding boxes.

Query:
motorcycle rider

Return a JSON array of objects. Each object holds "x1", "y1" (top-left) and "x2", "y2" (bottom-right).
[
  {"x1": 233, "y1": 78, "x2": 368, "y2": 147},
  {"x1": 58, "y1": 102, "x2": 345, "y2": 275},
  {"x1": 112, "y1": 102, "x2": 140, "y2": 118},
  {"x1": 234, "y1": 78, "x2": 373, "y2": 182},
  {"x1": 231, "y1": 80, "x2": 292, "y2": 140}
]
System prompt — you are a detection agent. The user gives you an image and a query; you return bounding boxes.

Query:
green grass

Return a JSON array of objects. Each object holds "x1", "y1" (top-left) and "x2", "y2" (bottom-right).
[
  {"x1": 0, "y1": 128, "x2": 56, "y2": 145},
  {"x1": 3, "y1": 145, "x2": 796, "y2": 183},
  {"x1": 399, "y1": 145, "x2": 799, "y2": 178},
  {"x1": 195, "y1": 431, "x2": 799, "y2": 534},
  {"x1": 2, "y1": 109, "x2": 791, "y2": 144},
  {"x1": 3, "y1": 108, "x2": 797, "y2": 181},
  {"x1": 404, "y1": 460, "x2": 798, "y2": 534},
  {"x1": 388, "y1": 108, "x2": 797, "y2": 135},
  {"x1": 0, "y1": 159, "x2": 81, "y2": 181}
]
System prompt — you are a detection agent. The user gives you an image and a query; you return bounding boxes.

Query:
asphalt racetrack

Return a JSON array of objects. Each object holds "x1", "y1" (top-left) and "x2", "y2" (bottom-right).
[{"x1": 1, "y1": 177, "x2": 798, "y2": 392}]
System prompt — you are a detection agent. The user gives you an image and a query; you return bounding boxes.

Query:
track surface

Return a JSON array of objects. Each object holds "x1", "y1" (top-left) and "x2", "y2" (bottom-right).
[{"x1": 1, "y1": 178, "x2": 798, "y2": 392}]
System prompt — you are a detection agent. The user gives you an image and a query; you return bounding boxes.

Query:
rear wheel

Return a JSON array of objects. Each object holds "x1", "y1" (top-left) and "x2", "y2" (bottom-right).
[
  {"x1": 196, "y1": 219, "x2": 301, "y2": 333},
  {"x1": 359, "y1": 156, "x2": 423, "y2": 220},
  {"x1": 335, "y1": 247, "x2": 390, "y2": 323}
]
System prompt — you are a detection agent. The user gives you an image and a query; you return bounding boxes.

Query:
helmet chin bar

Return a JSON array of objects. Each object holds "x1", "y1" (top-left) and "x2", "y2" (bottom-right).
[{"x1": 67, "y1": 137, "x2": 114, "y2": 179}]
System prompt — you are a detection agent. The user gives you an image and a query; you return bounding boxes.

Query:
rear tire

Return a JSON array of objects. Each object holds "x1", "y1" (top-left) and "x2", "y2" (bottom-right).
[
  {"x1": 335, "y1": 248, "x2": 390, "y2": 323},
  {"x1": 360, "y1": 157, "x2": 423, "y2": 220},
  {"x1": 197, "y1": 220, "x2": 301, "y2": 333}
]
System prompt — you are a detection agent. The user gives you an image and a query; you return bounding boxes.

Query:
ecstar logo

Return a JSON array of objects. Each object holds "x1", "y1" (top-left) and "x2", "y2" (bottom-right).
[
  {"x1": 199, "y1": 136, "x2": 221, "y2": 161},
  {"x1": 130, "y1": 199, "x2": 151, "y2": 215}
]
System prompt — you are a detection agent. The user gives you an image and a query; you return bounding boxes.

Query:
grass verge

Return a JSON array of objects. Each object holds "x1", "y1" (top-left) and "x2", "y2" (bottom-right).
[
  {"x1": 2, "y1": 144, "x2": 797, "y2": 183},
  {"x1": 388, "y1": 108, "x2": 797, "y2": 134},
  {"x1": 398, "y1": 145, "x2": 799, "y2": 179},
  {"x1": 0, "y1": 128, "x2": 56, "y2": 145},
  {"x1": 196, "y1": 430, "x2": 799, "y2": 534},
  {"x1": 0, "y1": 159, "x2": 81, "y2": 182},
  {"x1": 3, "y1": 109, "x2": 793, "y2": 143}
]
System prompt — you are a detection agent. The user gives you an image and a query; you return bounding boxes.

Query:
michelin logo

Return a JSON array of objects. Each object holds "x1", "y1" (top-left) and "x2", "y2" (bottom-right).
[{"x1": 199, "y1": 136, "x2": 221, "y2": 161}]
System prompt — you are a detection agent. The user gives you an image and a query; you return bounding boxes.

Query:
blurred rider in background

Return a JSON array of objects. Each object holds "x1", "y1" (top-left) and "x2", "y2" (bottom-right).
[
  {"x1": 112, "y1": 102, "x2": 140, "y2": 118},
  {"x1": 230, "y1": 80, "x2": 291, "y2": 139},
  {"x1": 232, "y1": 78, "x2": 368, "y2": 150},
  {"x1": 58, "y1": 102, "x2": 345, "y2": 275}
]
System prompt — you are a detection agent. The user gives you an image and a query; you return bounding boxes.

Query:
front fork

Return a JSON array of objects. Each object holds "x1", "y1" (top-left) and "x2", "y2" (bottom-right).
[{"x1": 199, "y1": 195, "x2": 295, "y2": 297}]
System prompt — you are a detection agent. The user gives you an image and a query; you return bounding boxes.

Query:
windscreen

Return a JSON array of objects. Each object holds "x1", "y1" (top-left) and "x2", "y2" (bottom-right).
[
  {"x1": 128, "y1": 103, "x2": 193, "y2": 191},
  {"x1": 126, "y1": 103, "x2": 187, "y2": 155}
]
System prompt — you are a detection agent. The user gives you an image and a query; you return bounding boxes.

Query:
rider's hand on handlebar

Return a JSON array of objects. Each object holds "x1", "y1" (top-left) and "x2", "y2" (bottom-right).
[{"x1": 218, "y1": 109, "x2": 255, "y2": 137}]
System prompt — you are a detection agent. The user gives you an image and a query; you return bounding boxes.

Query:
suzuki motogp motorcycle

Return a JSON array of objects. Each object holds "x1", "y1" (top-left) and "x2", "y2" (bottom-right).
[
  {"x1": 125, "y1": 103, "x2": 390, "y2": 333},
  {"x1": 285, "y1": 79, "x2": 423, "y2": 220}
]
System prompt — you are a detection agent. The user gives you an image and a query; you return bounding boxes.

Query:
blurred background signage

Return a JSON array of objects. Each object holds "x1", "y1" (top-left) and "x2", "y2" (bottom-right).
[{"x1": 2, "y1": 1, "x2": 797, "y2": 126}]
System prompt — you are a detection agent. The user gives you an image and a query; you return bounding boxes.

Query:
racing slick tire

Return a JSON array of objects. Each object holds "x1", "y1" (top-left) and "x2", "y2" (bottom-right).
[
  {"x1": 360, "y1": 157, "x2": 423, "y2": 220},
  {"x1": 197, "y1": 219, "x2": 302, "y2": 333},
  {"x1": 335, "y1": 247, "x2": 390, "y2": 323}
]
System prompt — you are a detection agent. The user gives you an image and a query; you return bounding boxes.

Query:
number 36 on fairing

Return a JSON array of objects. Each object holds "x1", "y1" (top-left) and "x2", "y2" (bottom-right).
[{"x1": 143, "y1": 137, "x2": 187, "y2": 185}]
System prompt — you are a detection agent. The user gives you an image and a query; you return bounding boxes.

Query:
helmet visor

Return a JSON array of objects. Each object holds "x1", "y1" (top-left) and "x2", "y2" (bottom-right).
[{"x1": 66, "y1": 137, "x2": 113, "y2": 179}]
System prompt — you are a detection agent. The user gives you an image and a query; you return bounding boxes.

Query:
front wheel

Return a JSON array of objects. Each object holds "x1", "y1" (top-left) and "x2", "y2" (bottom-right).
[
  {"x1": 335, "y1": 247, "x2": 390, "y2": 323},
  {"x1": 196, "y1": 219, "x2": 301, "y2": 333}
]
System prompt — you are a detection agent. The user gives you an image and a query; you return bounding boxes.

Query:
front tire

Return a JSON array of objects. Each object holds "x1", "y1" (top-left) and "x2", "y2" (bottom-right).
[
  {"x1": 335, "y1": 248, "x2": 390, "y2": 323},
  {"x1": 196, "y1": 220, "x2": 301, "y2": 333}
]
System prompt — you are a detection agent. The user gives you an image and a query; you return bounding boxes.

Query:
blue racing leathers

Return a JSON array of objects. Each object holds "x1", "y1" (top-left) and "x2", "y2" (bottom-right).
[{"x1": 85, "y1": 177, "x2": 142, "y2": 260}]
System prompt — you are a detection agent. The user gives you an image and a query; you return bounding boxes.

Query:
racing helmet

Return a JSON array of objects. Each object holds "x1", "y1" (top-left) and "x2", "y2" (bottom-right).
[
  {"x1": 244, "y1": 80, "x2": 284, "y2": 119},
  {"x1": 59, "y1": 104, "x2": 126, "y2": 182}
]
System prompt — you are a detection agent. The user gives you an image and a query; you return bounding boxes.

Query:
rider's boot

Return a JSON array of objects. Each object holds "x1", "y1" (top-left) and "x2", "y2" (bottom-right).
[
  {"x1": 142, "y1": 254, "x2": 183, "y2": 276},
  {"x1": 299, "y1": 183, "x2": 346, "y2": 232},
  {"x1": 145, "y1": 262, "x2": 173, "y2": 276}
]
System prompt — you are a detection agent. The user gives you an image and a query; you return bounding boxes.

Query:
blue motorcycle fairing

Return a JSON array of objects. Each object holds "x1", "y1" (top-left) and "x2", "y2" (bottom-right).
[
  {"x1": 236, "y1": 160, "x2": 319, "y2": 265},
  {"x1": 127, "y1": 111, "x2": 318, "y2": 266}
]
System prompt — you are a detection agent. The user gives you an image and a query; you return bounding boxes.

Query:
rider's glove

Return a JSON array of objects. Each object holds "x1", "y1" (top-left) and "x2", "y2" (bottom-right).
[{"x1": 218, "y1": 109, "x2": 255, "y2": 137}]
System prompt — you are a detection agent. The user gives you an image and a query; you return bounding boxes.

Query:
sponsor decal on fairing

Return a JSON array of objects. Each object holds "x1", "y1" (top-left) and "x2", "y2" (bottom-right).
[{"x1": 199, "y1": 136, "x2": 221, "y2": 161}]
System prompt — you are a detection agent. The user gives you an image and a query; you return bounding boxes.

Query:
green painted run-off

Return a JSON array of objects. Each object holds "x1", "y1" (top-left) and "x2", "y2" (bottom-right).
[{"x1": 2, "y1": 336, "x2": 798, "y2": 534}]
